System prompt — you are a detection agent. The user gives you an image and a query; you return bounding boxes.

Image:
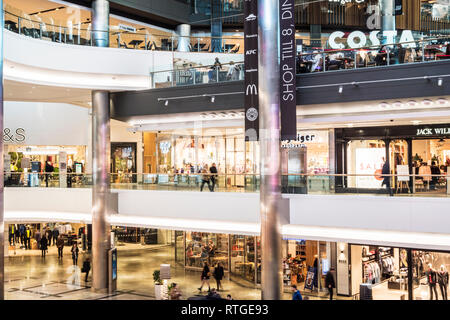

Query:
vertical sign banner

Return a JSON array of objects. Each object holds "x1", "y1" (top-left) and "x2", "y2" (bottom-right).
[
  {"x1": 244, "y1": 0, "x2": 259, "y2": 141},
  {"x1": 280, "y1": 0, "x2": 296, "y2": 141}
]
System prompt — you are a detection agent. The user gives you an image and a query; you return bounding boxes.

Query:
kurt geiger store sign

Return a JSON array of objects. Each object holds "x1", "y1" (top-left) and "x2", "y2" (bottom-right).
[{"x1": 416, "y1": 127, "x2": 450, "y2": 136}]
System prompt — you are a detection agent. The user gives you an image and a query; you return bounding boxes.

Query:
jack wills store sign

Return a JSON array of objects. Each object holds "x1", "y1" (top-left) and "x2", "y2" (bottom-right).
[
  {"x1": 280, "y1": 0, "x2": 297, "y2": 141},
  {"x1": 244, "y1": 0, "x2": 259, "y2": 141},
  {"x1": 417, "y1": 127, "x2": 450, "y2": 136}
]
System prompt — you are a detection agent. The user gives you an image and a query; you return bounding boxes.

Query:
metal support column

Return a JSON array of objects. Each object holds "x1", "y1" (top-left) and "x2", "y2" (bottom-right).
[
  {"x1": 258, "y1": 0, "x2": 282, "y2": 300},
  {"x1": 0, "y1": 0, "x2": 4, "y2": 301},
  {"x1": 91, "y1": 0, "x2": 111, "y2": 292}
]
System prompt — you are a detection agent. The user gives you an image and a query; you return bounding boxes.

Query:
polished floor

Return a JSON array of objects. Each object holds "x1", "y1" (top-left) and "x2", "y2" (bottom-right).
[{"x1": 4, "y1": 244, "x2": 342, "y2": 300}]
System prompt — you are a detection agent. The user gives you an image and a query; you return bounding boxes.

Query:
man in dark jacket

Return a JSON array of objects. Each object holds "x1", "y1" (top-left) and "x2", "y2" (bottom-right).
[
  {"x1": 325, "y1": 268, "x2": 336, "y2": 300},
  {"x1": 46, "y1": 228, "x2": 53, "y2": 246},
  {"x1": 209, "y1": 163, "x2": 218, "y2": 192},
  {"x1": 213, "y1": 263, "x2": 224, "y2": 291},
  {"x1": 45, "y1": 161, "x2": 54, "y2": 187},
  {"x1": 40, "y1": 235, "x2": 48, "y2": 258},
  {"x1": 56, "y1": 235, "x2": 64, "y2": 259},
  {"x1": 430, "y1": 161, "x2": 441, "y2": 190},
  {"x1": 381, "y1": 158, "x2": 393, "y2": 196},
  {"x1": 52, "y1": 228, "x2": 59, "y2": 246}
]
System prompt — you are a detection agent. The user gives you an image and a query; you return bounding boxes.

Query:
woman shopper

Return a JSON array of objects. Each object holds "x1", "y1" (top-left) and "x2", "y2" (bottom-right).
[
  {"x1": 198, "y1": 262, "x2": 211, "y2": 292},
  {"x1": 213, "y1": 262, "x2": 224, "y2": 291},
  {"x1": 56, "y1": 235, "x2": 64, "y2": 259},
  {"x1": 71, "y1": 242, "x2": 79, "y2": 265},
  {"x1": 40, "y1": 235, "x2": 48, "y2": 258}
]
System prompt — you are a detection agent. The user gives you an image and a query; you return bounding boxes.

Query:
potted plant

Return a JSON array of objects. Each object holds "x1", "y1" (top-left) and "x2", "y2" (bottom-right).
[{"x1": 153, "y1": 270, "x2": 163, "y2": 300}]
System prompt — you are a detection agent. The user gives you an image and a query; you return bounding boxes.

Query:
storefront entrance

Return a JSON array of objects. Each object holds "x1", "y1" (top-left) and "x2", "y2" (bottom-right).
[{"x1": 336, "y1": 124, "x2": 450, "y2": 194}]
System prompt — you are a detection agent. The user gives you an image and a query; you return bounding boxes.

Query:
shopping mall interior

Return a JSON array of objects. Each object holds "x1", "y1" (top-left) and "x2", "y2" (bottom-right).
[{"x1": 0, "y1": 0, "x2": 450, "y2": 304}]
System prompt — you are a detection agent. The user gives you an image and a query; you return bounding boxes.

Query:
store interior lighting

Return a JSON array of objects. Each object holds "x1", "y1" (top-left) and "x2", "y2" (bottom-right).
[
  {"x1": 438, "y1": 78, "x2": 443, "y2": 86},
  {"x1": 211, "y1": 96, "x2": 215, "y2": 103},
  {"x1": 164, "y1": 100, "x2": 169, "y2": 106},
  {"x1": 338, "y1": 86, "x2": 343, "y2": 94}
]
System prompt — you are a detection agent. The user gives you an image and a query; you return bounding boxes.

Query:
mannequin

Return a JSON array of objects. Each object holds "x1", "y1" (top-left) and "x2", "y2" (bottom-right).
[
  {"x1": 437, "y1": 265, "x2": 449, "y2": 300},
  {"x1": 426, "y1": 264, "x2": 438, "y2": 300}
]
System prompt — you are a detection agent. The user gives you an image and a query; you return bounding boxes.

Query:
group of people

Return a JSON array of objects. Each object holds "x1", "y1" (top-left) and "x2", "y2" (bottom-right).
[
  {"x1": 186, "y1": 239, "x2": 217, "y2": 266},
  {"x1": 426, "y1": 264, "x2": 449, "y2": 300},
  {"x1": 8, "y1": 224, "x2": 34, "y2": 249},
  {"x1": 414, "y1": 161, "x2": 447, "y2": 190},
  {"x1": 199, "y1": 261, "x2": 226, "y2": 293},
  {"x1": 200, "y1": 163, "x2": 218, "y2": 192}
]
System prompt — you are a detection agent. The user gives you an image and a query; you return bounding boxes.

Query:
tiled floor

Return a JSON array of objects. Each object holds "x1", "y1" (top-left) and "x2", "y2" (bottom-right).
[{"x1": 4, "y1": 245, "x2": 344, "y2": 300}]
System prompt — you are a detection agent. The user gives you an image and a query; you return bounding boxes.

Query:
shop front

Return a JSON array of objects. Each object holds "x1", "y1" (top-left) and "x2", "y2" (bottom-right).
[
  {"x1": 150, "y1": 129, "x2": 332, "y2": 191},
  {"x1": 335, "y1": 124, "x2": 450, "y2": 194},
  {"x1": 336, "y1": 243, "x2": 450, "y2": 300}
]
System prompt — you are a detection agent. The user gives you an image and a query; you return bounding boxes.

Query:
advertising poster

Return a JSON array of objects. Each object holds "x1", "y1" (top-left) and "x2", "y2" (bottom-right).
[
  {"x1": 304, "y1": 266, "x2": 316, "y2": 291},
  {"x1": 355, "y1": 148, "x2": 385, "y2": 188},
  {"x1": 244, "y1": 0, "x2": 259, "y2": 141}
]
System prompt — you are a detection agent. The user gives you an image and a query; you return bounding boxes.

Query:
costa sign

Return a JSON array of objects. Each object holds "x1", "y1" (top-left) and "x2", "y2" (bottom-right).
[{"x1": 328, "y1": 30, "x2": 417, "y2": 49}]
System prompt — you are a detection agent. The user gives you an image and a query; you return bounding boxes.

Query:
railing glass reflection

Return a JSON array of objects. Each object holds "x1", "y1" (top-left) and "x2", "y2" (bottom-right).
[{"x1": 5, "y1": 172, "x2": 450, "y2": 197}]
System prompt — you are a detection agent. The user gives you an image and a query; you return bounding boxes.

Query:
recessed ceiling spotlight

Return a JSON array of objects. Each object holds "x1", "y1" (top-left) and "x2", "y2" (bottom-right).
[
  {"x1": 346, "y1": 124, "x2": 354, "y2": 127},
  {"x1": 379, "y1": 102, "x2": 389, "y2": 108},
  {"x1": 338, "y1": 86, "x2": 343, "y2": 94},
  {"x1": 438, "y1": 78, "x2": 443, "y2": 87},
  {"x1": 392, "y1": 101, "x2": 403, "y2": 108},
  {"x1": 211, "y1": 96, "x2": 215, "y2": 103},
  {"x1": 407, "y1": 100, "x2": 418, "y2": 107},
  {"x1": 164, "y1": 100, "x2": 169, "y2": 106},
  {"x1": 422, "y1": 99, "x2": 433, "y2": 106},
  {"x1": 411, "y1": 120, "x2": 422, "y2": 125}
]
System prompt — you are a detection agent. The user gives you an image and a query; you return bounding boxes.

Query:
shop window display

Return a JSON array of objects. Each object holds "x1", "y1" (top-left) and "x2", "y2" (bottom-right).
[
  {"x1": 346, "y1": 140, "x2": 386, "y2": 189},
  {"x1": 230, "y1": 235, "x2": 259, "y2": 283},
  {"x1": 412, "y1": 250, "x2": 450, "y2": 300}
]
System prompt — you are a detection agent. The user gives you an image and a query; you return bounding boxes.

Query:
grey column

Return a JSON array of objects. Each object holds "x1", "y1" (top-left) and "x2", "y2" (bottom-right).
[
  {"x1": 91, "y1": 0, "x2": 111, "y2": 292},
  {"x1": 176, "y1": 24, "x2": 191, "y2": 52},
  {"x1": 0, "y1": 0, "x2": 4, "y2": 301},
  {"x1": 258, "y1": 0, "x2": 282, "y2": 300}
]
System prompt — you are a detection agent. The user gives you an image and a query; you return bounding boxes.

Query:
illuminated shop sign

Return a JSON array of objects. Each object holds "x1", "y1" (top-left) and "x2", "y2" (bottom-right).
[
  {"x1": 416, "y1": 128, "x2": 450, "y2": 136},
  {"x1": 328, "y1": 30, "x2": 416, "y2": 49},
  {"x1": 159, "y1": 141, "x2": 171, "y2": 154},
  {"x1": 281, "y1": 133, "x2": 317, "y2": 148}
]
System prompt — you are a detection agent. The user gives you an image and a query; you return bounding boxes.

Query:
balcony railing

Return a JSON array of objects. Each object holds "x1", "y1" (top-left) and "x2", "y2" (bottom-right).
[
  {"x1": 6, "y1": 172, "x2": 450, "y2": 197},
  {"x1": 3, "y1": 8, "x2": 244, "y2": 54}
]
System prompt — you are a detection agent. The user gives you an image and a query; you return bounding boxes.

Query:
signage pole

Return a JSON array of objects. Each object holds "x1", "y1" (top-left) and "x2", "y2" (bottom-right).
[
  {"x1": 0, "y1": 0, "x2": 4, "y2": 301},
  {"x1": 258, "y1": 0, "x2": 282, "y2": 300}
]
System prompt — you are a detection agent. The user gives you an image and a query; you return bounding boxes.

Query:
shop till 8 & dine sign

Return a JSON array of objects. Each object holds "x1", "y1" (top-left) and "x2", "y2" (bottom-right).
[{"x1": 244, "y1": 0, "x2": 297, "y2": 141}]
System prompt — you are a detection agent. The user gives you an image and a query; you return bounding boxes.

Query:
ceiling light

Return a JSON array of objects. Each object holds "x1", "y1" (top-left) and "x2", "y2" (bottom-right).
[
  {"x1": 346, "y1": 124, "x2": 354, "y2": 127},
  {"x1": 422, "y1": 99, "x2": 432, "y2": 106},
  {"x1": 338, "y1": 86, "x2": 343, "y2": 94},
  {"x1": 438, "y1": 78, "x2": 443, "y2": 86},
  {"x1": 393, "y1": 101, "x2": 403, "y2": 108},
  {"x1": 164, "y1": 100, "x2": 169, "y2": 106},
  {"x1": 436, "y1": 98, "x2": 448, "y2": 105},
  {"x1": 379, "y1": 102, "x2": 389, "y2": 108},
  {"x1": 411, "y1": 120, "x2": 422, "y2": 125},
  {"x1": 211, "y1": 96, "x2": 215, "y2": 103},
  {"x1": 407, "y1": 101, "x2": 418, "y2": 107}
]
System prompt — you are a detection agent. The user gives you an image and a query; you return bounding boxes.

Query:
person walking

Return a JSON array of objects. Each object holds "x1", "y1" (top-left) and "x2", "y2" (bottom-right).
[
  {"x1": 19, "y1": 224, "x2": 25, "y2": 246},
  {"x1": 34, "y1": 229, "x2": 41, "y2": 250},
  {"x1": 200, "y1": 165, "x2": 211, "y2": 192},
  {"x1": 209, "y1": 163, "x2": 218, "y2": 192},
  {"x1": 292, "y1": 285, "x2": 303, "y2": 300},
  {"x1": 325, "y1": 267, "x2": 336, "y2": 300},
  {"x1": 56, "y1": 235, "x2": 64, "y2": 259},
  {"x1": 71, "y1": 243, "x2": 79, "y2": 265},
  {"x1": 82, "y1": 257, "x2": 91, "y2": 282},
  {"x1": 40, "y1": 235, "x2": 48, "y2": 258},
  {"x1": 52, "y1": 228, "x2": 59, "y2": 246},
  {"x1": 45, "y1": 160, "x2": 54, "y2": 187},
  {"x1": 198, "y1": 262, "x2": 211, "y2": 292},
  {"x1": 381, "y1": 157, "x2": 393, "y2": 196},
  {"x1": 213, "y1": 262, "x2": 224, "y2": 291},
  {"x1": 25, "y1": 227, "x2": 32, "y2": 250},
  {"x1": 46, "y1": 228, "x2": 53, "y2": 247}
]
